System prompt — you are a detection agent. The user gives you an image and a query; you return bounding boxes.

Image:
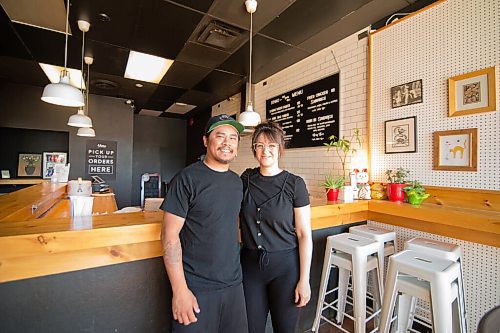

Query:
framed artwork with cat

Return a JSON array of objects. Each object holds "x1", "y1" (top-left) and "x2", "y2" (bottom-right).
[
  {"x1": 448, "y1": 67, "x2": 496, "y2": 117},
  {"x1": 433, "y1": 128, "x2": 477, "y2": 171}
]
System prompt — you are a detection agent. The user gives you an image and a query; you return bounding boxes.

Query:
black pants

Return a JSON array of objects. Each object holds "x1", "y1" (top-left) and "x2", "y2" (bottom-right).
[
  {"x1": 172, "y1": 283, "x2": 248, "y2": 333},
  {"x1": 241, "y1": 248, "x2": 300, "y2": 333}
]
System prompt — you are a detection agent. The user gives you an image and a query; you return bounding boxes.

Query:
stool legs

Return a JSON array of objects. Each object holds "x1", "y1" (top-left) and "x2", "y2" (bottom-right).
[
  {"x1": 352, "y1": 255, "x2": 368, "y2": 333},
  {"x1": 430, "y1": 277, "x2": 454, "y2": 333},
  {"x1": 312, "y1": 241, "x2": 334, "y2": 332},
  {"x1": 335, "y1": 267, "x2": 349, "y2": 324},
  {"x1": 379, "y1": 259, "x2": 399, "y2": 333}
]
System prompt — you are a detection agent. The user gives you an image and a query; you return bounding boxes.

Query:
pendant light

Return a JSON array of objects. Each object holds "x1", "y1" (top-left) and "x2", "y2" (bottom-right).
[
  {"x1": 238, "y1": 0, "x2": 261, "y2": 127},
  {"x1": 68, "y1": 20, "x2": 93, "y2": 128},
  {"x1": 77, "y1": 56, "x2": 96, "y2": 137},
  {"x1": 41, "y1": 0, "x2": 85, "y2": 107}
]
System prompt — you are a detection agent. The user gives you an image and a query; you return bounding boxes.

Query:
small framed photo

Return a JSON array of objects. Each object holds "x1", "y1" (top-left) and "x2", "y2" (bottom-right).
[
  {"x1": 385, "y1": 116, "x2": 417, "y2": 154},
  {"x1": 1, "y1": 170, "x2": 11, "y2": 179},
  {"x1": 43, "y1": 152, "x2": 67, "y2": 179},
  {"x1": 448, "y1": 67, "x2": 496, "y2": 117},
  {"x1": 391, "y1": 79, "x2": 422, "y2": 108},
  {"x1": 17, "y1": 153, "x2": 42, "y2": 177},
  {"x1": 433, "y1": 128, "x2": 477, "y2": 171}
]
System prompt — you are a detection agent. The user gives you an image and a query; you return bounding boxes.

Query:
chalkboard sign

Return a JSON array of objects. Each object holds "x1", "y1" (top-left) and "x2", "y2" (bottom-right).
[
  {"x1": 266, "y1": 73, "x2": 340, "y2": 149},
  {"x1": 85, "y1": 140, "x2": 117, "y2": 180}
]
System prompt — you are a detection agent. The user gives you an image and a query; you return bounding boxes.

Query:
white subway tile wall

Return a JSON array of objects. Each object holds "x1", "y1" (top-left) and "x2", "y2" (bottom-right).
[{"x1": 220, "y1": 27, "x2": 371, "y2": 199}]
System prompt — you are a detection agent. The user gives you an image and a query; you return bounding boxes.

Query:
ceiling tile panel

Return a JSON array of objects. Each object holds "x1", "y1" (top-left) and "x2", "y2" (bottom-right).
[
  {"x1": 260, "y1": 0, "x2": 372, "y2": 46},
  {"x1": 70, "y1": 0, "x2": 142, "y2": 50},
  {"x1": 176, "y1": 41, "x2": 231, "y2": 69},
  {"x1": 170, "y1": 0, "x2": 215, "y2": 12},
  {"x1": 194, "y1": 70, "x2": 244, "y2": 96},
  {"x1": 133, "y1": 1, "x2": 203, "y2": 59},
  {"x1": 208, "y1": 0, "x2": 295, "y2": 32},
  {"x1": 161, "y1": 61, "x2": 211, "y2": 89}
]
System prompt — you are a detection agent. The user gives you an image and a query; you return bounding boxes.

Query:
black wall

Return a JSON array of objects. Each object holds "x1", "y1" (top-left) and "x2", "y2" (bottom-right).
[
  {"x1": 0, "y1": 127, "x2": 69, "y2": 177},
  {"x1": 185, "y1": 110, "x2": 210, "y2": 165},
  {"x1": 0, "y1": 81, "x2": 188, "y2": 208},
  {"x1": 132, "y1": 115, "x2": 186, "y2": 206}
]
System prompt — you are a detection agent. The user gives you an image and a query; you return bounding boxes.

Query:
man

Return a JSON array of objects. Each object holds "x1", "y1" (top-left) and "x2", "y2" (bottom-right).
[{"x1": 160, "y1": 114, "x2": 248, "y2": 333}]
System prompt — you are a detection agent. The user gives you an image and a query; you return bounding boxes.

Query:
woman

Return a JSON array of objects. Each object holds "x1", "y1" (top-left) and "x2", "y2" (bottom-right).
[{"x1": 240, "y1": 121, "x2": 313, "y2": 333}]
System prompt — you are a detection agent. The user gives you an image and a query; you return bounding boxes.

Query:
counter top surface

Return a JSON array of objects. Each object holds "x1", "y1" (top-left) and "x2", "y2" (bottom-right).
[{"x1": 0, "y1": 188, "x2": 499, "y2": 283}]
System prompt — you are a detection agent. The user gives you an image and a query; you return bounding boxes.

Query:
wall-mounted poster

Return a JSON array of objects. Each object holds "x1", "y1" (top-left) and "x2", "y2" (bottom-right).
[
  {"x1": 86, "y1": 140, "x2": 117, "y2": 180},
  {"x1": 43, "y1": 152, "x2": 67, "y2": 179},
  {"x1": 391, "y1": 79, "x2": 422, "y2": 108},
  {"x1": 17, "y1": 153, "x2": 42, "y2": 177},
  {"x1": 265, "y1": 73, "x2": 340, "y2": 149},
  {"x1": 433, "y1": 128, "x2": 477, "y2": 171},
  {"x1": 384, "y1": 116, "x2": 417, "y2": 154},
  {"x1": 448, "y1": 67, "x2": 496, "y2": 117}
]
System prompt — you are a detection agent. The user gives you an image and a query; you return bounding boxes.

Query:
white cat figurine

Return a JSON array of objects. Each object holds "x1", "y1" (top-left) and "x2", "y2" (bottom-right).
[{"x1": 356, "y1": 169, "x2": 371, "y2": 200}]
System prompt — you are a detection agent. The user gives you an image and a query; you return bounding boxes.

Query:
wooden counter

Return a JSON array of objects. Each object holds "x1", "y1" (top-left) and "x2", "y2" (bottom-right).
[
  {"x1": 0, "y1": 186, "x2": 498, "y2": 283},
  {"x1": 0, "y1": 181, "x2": 66, "y2": 222}
]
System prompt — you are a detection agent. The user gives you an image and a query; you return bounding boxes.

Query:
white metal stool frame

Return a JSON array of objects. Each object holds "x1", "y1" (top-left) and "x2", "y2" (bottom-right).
[
  {"x1": 403, "y1": 237, "x2": 468, "y2": 333},
  {"x1": 379, "y1": 250, "x2": 467, "y2": 333},
  {"x1": 312, "y1": 233, "x2": 384, "y2": 333},
  {"x1": 349, "y1": 224, "x2": 397, "y2": 287}
]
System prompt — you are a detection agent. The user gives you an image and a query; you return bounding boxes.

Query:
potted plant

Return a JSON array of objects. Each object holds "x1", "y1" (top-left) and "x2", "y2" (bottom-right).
[
  {"x1": 320, "y1": 174, "x2": 345, "y2": 201},
  {"x1": 385, "y1": 168, "x2": 409, "y2": 203},
  {"x1": 404, "y1": 180, "x2": 430, "y2": 206},
  {"x1": 324, "y1": 129, "x2": 361, "y2": 202}
]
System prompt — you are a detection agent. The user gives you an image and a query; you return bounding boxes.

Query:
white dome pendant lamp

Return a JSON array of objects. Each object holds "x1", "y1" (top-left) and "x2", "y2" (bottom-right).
[
  {"x1": 68, "y1": 20, "x2": 93, "y2": 128},
  {"x1": 238, "y1": 0, "x2": 261, "y2": 127},
  {"x1": 41, "y1": 0, "x2": 85, "y2": 107},
  {"x1": 77, "y1": 56, "x2": 95, "y2": 137}
]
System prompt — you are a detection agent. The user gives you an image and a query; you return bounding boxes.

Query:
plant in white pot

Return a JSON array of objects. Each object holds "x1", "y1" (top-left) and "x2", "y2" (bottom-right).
[
  {"x1": 320, "y1": 174, "x2": 345, "y2": 202},
  {"x1": 324, "y1": 129, "x2": 361, "y2": 202}
]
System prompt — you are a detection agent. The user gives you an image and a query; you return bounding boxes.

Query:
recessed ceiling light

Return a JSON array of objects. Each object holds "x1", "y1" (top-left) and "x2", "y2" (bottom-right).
[
  {"x1": 135, "y1": 83, "x2": 144, "y2": 88},
  {"x1": 124, "y1": 51, "x2": 173, "y2": 84},
  {"x1": 175, "y1": 102, "x2": 187, "y2": 106},
  {"x1": 39, "y1": 63, "x2": 85, "y2": 90}
]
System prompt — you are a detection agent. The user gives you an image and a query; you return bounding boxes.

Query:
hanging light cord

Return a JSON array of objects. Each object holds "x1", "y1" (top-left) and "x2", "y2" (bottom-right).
[
  {"x1": 248, "y1": 10, "x2": 253, "y2": 105},
  {"x1": 86, "y1": 62, "x2": 90, "y2": 115},
  {"x1": 80, "y1": 29, "x2": 85, "y2": 94},
  {"x1": 63, "y1": 0, "x2": 70, "y2": 72}
]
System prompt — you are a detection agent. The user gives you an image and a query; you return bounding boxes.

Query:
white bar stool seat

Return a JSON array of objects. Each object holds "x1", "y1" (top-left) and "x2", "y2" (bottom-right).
[
  {"x1": 349, "y1": 225, "x2": 396, "y2": 285},
  {"x1": 312, "y1": 233, "x2": 383, "y2": 333},
  {"x1": 403, "y1": 237, "x2": 467, "y2": 332},
  {"x1": 379, "y1": 250, "x2": 467, "y2": 333}
]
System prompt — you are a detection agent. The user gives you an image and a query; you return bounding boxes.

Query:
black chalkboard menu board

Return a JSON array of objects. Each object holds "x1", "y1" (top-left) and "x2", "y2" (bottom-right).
[{"x1": 265, "y1": 73, "x2": 340, "y2": 149}]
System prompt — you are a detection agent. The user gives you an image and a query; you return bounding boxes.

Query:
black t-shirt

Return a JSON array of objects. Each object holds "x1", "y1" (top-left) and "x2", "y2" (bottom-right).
[
  {"x1": 239, "y1": 168, "x2": 310, "y2": 252},
  {"x1": 160, "y1": 161, "x2": 243, "y2": 292}
]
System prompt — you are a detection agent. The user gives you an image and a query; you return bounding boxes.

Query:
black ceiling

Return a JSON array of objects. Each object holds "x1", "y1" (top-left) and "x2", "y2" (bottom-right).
[{"x1": 0, "y1": 0, "x2": 436, "y2": 118}]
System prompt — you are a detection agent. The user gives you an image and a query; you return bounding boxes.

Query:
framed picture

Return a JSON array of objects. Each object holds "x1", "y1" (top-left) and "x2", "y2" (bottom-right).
[
  {"x1": 433, "y1": 128, "x2": 477, "y2": 171},
  {"x1": 1, "y1": 170, "x2": 11, "y2": 179},
  {"x1": 385, "y1": 116, "x2": 417, "y2": 154},
  {"x1": 391, "y1": 79, "x2": 422, "y2": 108},
  {"x1": 448, "y1": 67, "x2": 496, "y2": 117},
  {"x1": 17, "y1": 153, "x2": 42, "y2": 177},
  {"x1": 43, "y1": 152, "x2": 67, "y2": 179}
]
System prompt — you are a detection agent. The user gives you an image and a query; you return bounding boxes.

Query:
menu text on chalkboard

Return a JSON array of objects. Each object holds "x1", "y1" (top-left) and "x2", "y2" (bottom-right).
[{"x1": 266, "y1": 73, "x2": 340, "y2": 149}]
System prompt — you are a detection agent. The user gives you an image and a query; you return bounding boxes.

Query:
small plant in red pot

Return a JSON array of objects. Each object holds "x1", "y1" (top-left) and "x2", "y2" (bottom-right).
[
  {"x1": 320, "y1": 174, "x2": 345, "y2": 202},
  {"x1": 385, "y1": 168, "x2": 410, "y2": 203}
]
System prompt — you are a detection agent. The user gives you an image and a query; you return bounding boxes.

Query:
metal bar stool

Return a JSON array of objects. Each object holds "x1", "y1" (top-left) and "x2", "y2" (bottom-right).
[
  {"x1": 379, "y1": 250, "x2": 467, "y2": 333},
  {"x1": 403, "y1": 237, "x2": 467, "y2": 332},
  {"x1": 349, "y1": 224, "x2": 397, "y2": 286},
  {"x1": 312, "y1": 233, "x2": 383, "y2": 333}
]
